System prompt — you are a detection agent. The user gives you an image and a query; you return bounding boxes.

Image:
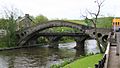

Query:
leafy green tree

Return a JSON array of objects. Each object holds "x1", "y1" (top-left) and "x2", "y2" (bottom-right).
[
  {"x1": 0, "y1": 18, "x2": 17, "y2": 47},
  {"x1": 0, "y1": 18, "x2": 9, "y2": 29},
  {"x1": 84, "y1": 17, "x2": 92, "y2": 26},
  {"x1": 34, "y1": 15, "x2": 48, "y2": 24},
  {"x1": 0, "y1": 6, "x2": 23, "y2": 47}
]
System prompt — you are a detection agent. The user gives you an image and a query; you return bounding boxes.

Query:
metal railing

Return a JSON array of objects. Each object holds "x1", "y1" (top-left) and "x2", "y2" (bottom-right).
[
  {"x1": 95, "y1": 32, "x2": 112, "y2": 68},
  {"x1": 95, "y1": 55, "x2": 106, "y2": 68}
]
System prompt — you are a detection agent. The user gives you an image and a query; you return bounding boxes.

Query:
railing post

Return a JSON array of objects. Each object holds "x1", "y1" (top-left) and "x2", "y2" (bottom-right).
[
  {"x1": 95, "y1": 64, "x2": 98, "y2": 68},
  {"x1": 103, "y1": 55, "x2": 106, "y2": 63},
  {"x1": 98, "y1": 61, "x2": 101, "y2": 68},
  {"x1": 101, "y1": 59, "x2": 104, "y2": 68}
]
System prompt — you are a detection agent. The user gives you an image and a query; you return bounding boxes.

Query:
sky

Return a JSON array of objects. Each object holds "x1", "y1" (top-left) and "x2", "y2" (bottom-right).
[{"x1": 0, "y1": 0, "x2": 120, "y2": 19}]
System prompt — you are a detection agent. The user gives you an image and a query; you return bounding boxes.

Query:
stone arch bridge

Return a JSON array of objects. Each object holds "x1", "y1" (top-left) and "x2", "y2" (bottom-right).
[{"x1": 16, "y1": 20, "x2": 112, "y2": 49}]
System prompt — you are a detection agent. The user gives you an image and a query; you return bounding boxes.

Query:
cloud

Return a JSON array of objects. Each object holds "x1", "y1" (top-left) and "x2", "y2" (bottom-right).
[{"x1": 0, "y1": 0, "x2": 120, "y2": 19}]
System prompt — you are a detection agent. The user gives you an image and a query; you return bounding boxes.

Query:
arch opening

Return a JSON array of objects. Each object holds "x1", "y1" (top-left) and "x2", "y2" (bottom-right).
[{"x1": 39, "y1": 27, "x2": 83, "y2": 33}]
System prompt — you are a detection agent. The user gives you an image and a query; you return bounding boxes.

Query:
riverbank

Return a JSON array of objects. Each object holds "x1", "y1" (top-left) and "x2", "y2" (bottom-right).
[
  {"x1": 63, "y1": 54, "x2": 103, "y2": 68},
  {"x1": 0, "y1": 45, "x2": 40, "y2": 51}
]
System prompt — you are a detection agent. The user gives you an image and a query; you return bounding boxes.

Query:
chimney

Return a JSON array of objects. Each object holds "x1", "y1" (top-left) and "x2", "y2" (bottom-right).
[{"x1": 25, "y1": 14, "x2": 29, "y2": 18}]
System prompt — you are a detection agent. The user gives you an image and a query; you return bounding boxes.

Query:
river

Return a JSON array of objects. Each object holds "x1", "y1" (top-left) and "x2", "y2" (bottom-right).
[{"x1": 0, "y1": 40, "x2": 99, "y2": 68}]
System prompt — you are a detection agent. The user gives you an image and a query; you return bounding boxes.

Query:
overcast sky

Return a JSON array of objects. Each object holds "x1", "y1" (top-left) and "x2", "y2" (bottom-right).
[{"x1": 0, "y1": 0, "x2": 120, "y2": 19}]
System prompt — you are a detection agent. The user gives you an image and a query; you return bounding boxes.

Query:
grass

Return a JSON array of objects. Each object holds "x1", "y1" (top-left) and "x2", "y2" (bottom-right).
[
  {"x1": 96, "y1": 17, "x2": 113, "y2": 28},
  {"x1": 63, "y1": 54, "x2": 103, "y2": 68},
  {"x1": 66, "y1": 20, "x2": 87, "y2": 25}
]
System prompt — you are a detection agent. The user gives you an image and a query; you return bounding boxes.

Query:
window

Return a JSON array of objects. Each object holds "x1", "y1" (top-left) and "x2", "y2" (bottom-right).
[
  {"x1": 116, "y1": 22, "x2": 117, "y2": 25},
  {"x1": 113, "y1": 22, "x2": 114, "y2": 25}
]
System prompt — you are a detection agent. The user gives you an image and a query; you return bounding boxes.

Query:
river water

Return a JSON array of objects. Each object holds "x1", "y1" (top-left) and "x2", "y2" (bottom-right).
[{"x1": 0, "y1": 40, "x2": 99, "y2": 68}]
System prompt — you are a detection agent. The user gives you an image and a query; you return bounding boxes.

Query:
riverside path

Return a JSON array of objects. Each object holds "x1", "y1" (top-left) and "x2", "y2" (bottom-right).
[{"x1": 107, "y1": 32, "x2": 120, "y2": 68}]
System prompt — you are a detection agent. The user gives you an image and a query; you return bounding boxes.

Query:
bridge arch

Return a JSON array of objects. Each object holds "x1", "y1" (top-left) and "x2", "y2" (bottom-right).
[{"x1": 17, "y1": 20, "x2": 93, "y2": 46}]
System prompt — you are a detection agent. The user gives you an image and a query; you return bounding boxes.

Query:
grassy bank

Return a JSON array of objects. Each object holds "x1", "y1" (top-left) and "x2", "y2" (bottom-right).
[{"x1": 63, "y1": 54, "x2": 103, "y2": 68}]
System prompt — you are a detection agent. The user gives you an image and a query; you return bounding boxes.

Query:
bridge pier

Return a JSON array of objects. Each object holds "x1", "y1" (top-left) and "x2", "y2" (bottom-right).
[
  {"x1": 74, "y1": 36, "x2": 90, "y2": 55},
  {"x1": 74, "y1": 39, "x2": 86, "y2": 55},
  {"x1": 48, "y1": 41, "x2": 59, "y2": 48},
  {"x1": 48, "y1": 36, "x2": 62, "y2": 48},
  {"x1": 26, "y1": 37, "x2": 38, "y2": 46},
  {"x1": 27, "y1": 40, "x2": 38, "y2": 46}
]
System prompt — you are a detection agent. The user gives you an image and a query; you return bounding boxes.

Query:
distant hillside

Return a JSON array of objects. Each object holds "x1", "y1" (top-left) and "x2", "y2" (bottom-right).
[
  {"x1": 65, "y1": 17, "x2": 113, "y2": 28},
  {"x1": 66, "y1": 20, "x2": 87, "y2": 25},
  {"x1": 96, "y1": 17, "x2": 113, "y2": 28}
]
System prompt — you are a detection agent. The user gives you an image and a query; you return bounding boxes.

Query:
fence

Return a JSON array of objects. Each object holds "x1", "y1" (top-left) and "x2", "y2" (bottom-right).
[
  {"x1": 95, "y1": 54, "x2": 106, "y2": 68},
  {"x1": 94, "y1": 32, "x2": 112, "y2": 68}
]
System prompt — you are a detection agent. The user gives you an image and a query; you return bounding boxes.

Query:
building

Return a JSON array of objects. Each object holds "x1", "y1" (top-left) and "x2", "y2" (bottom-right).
[
  {"x1": 112, "y1": 18, "x2": 120, "y2": 32},
  {"x1": 16, "y1": 14, "x2": 33, "y2": 31}
]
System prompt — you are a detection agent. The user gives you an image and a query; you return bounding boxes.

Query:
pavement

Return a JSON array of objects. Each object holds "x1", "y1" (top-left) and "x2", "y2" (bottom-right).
[
  {"x1": 107, "y1": 32, "x2": 120, "y2": 68},
  {"x1": 107, "y1": 46, "x2": 120, "y2": 68}
]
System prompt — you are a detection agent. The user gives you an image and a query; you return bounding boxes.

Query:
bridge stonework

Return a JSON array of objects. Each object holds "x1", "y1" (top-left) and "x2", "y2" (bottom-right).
[
  {"x1": 16, "y1": 20, "x2": 112, "y2": 50},
  {"x1": 85, "y1": 28, "x2": 112, "y2": 36},
  {"x1": 16, "y1": 20, "x2": 93, "y2": 46}
]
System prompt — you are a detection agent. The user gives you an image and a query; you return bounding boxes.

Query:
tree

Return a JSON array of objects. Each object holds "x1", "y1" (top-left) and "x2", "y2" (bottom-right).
[
  {"x1": 83, "y1": 0, "x2": 105, "y2": 53},
  {"x1": 0, "y1": 18, "x2": 9, "y2": 29},
  {"x1": 34, "y1": 15, "x2": 48, "y2": 24},
  {"x1": 85, "y1": 17, "x2": 92, "y2": 26},
  {"x1": 1, "y1": 6, "x2": 23, "y2": 47}
]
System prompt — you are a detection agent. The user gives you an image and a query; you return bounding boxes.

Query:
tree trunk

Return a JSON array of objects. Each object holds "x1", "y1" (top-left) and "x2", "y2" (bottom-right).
[{"x1": 94, "y1": 24, "x2": 104, "y2": 53}]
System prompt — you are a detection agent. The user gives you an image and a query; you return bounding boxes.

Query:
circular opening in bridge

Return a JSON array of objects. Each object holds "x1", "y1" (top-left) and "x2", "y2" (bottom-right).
[
  {"x1": 97, "y1": 33, "x2": 102, "y2": 38},
  {"x1": 21, "y1": 33, "x2": 24, "y2": 36},
  {"x1": 102, "y1": 35, "x2": 108, "y2": 42},
  {"x1": 24, "y1": 32, "x2": 27, "y2": 35},
  {"x1": 93, "y1": 32, "x2": 95, "y2": 35}
]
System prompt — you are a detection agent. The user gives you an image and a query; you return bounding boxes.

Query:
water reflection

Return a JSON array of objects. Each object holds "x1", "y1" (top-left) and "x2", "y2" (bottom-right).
[
  {"x1": 0, "y1": 47, "x2": 76, "y2": 68},
  {"x1": 0, "y1": 40, "x2": 99, "y2": 68}
]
